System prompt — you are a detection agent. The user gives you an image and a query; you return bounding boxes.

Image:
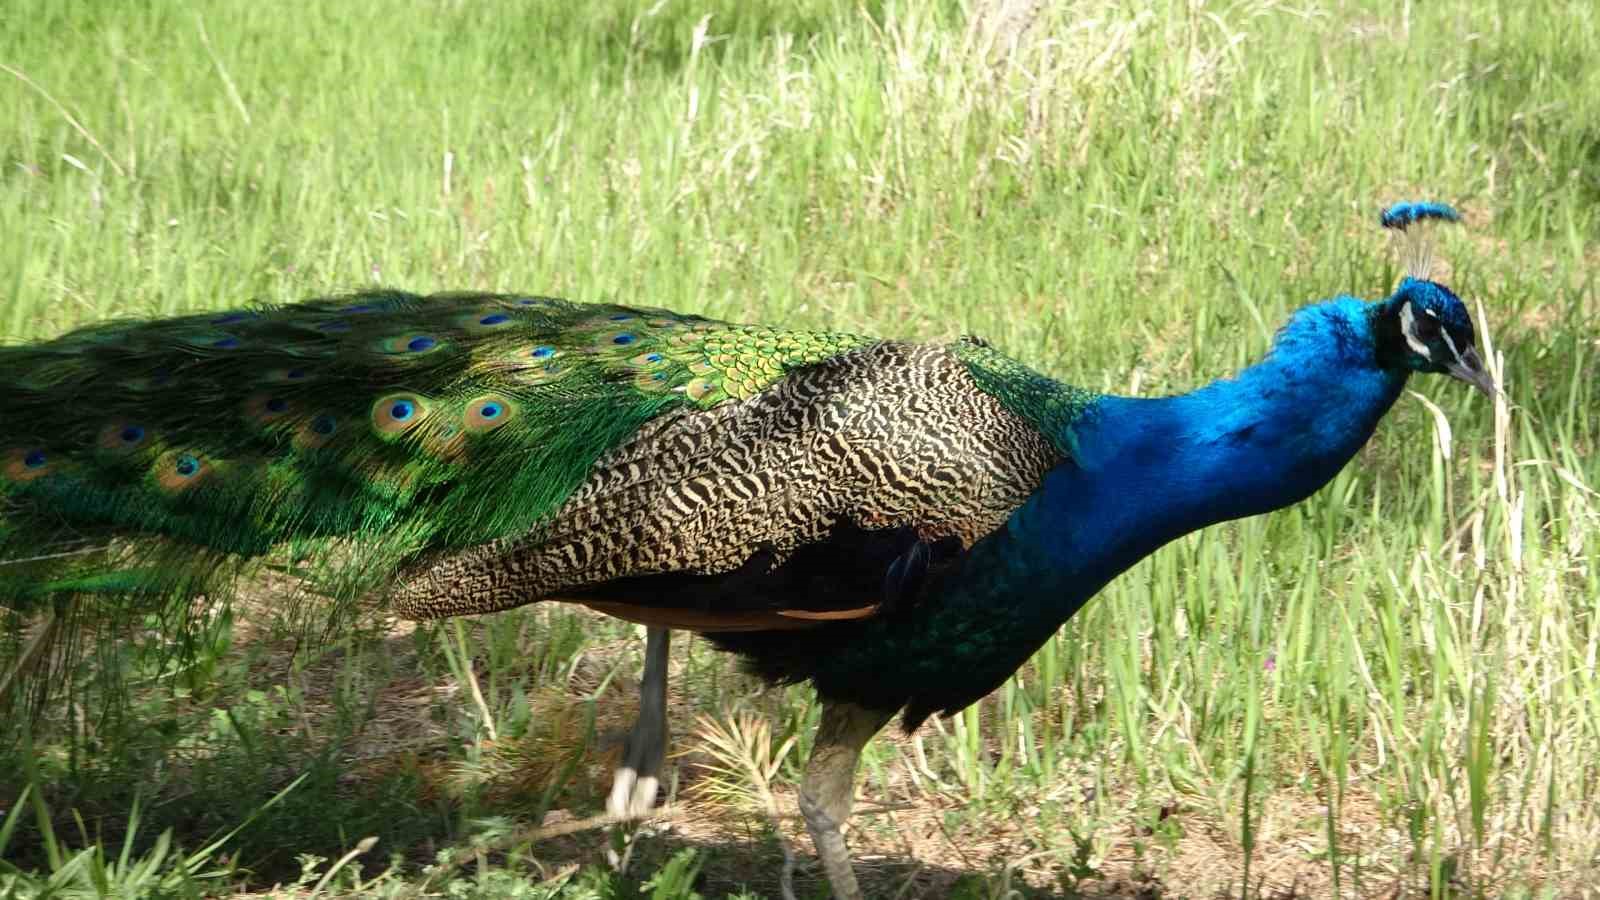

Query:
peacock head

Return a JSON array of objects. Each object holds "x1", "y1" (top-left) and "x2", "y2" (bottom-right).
[{"x1": 1372, "y1": 202, "x2": 1496, "y2": 396}]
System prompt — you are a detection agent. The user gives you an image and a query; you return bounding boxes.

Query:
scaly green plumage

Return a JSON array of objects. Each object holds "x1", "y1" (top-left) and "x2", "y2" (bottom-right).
[
  {"x1": 0, "y1": 291, "x2": 871, "y2": 623},
  {"x1": 949, "y1": 337, "x2": 1096, "y2": 459}
]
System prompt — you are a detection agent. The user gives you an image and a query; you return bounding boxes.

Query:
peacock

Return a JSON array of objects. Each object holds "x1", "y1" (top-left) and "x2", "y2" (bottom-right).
[{"x1": 0, "y1": 203, "x2": 1493, "y2": 899}]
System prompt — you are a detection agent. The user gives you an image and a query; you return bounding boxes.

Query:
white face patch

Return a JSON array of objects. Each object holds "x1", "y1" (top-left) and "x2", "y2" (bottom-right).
[
  {"x1": 1438, "y1": 325, "x2": 1464, "y2": 365},
  {"x1": 1399, "y1": 301, "x2": 1433, "y2": 359}
]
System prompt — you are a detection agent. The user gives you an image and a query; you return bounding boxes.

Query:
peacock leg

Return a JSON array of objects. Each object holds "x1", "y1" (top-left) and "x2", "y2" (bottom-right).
[
  {"x1": 609, "y1": 625, "x2": 672, "y2": 819},
  {"x1": 799, "y1": 700, "x2": 892, "y2": 900},
  {"x1": 605, "y1": 626, "x2": 672, "y2": 871}
]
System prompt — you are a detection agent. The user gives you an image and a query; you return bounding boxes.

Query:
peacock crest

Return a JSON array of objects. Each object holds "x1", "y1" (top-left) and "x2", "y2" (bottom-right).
[{"x1": 1380, "y1": 200, "x2": 1461, "y2": 282}]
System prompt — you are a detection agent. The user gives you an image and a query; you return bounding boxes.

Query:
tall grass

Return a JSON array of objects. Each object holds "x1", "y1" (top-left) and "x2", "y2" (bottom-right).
[{"x1": 2, "y1": 0, "x2": 1596, "y2": 895}]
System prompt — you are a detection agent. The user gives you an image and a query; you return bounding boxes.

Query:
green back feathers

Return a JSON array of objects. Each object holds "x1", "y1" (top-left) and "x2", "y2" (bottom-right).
[
  {"x1": 0, "y1": 291, "x2": 873, "y2": 611},
  {"x1": 949, "y1": 337, "x2": 1096, "y2": 459}
]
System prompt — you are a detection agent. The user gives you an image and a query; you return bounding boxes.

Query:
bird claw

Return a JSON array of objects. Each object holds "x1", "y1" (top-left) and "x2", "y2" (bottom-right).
[
  {"x1": 605, "y1": 766, "x2": 660, "y2": 875},
  {"x1": 607, "y1": 765, "x2": 661, "y2": 820}
]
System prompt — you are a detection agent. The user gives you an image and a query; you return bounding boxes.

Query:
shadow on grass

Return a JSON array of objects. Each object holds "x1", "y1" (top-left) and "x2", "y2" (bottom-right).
[
  {"x1": 3, "y1": 623, "x2": 1169, "y2": 898},
  {"x1": 3, "y1": 744, "x2": 1165, "y2": 899},
  {"x1": 495, "y1": 823, "x2": 1168, "y2": 900}
]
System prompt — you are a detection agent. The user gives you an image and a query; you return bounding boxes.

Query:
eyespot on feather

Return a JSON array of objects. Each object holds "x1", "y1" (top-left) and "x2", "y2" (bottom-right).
[
  {"x1": 463, "y1": 394, "x2": 516, "y2": 434},
  {"x1": 97, "y1": 423, "x2": 150, "y2": 452},
  {"x1": 593, "y1": 330, "x2": 640, "y2": 351},
  {"x1": 684, "y1": 377, "x2": 718, "y2": 402},
  {"x1": 3, "y1": 448, "x2": 54, "y2": 482},
  {"x1": 154, "y1": 450, "x2": 210, "y2": 492},
  {"x1": 375, "y1": 334, "x2": 446, "y2": 356},
  {"x1": 629, "y1": 351, "x2": 667, "y2": 368},
  {"x1": 634, "y1": 370, "x2": 673, "y2": 392},
  {"x1": 262, "y1": 367, "x2": 314, "y2": 384},
  {"x1": 371, "y1": 393, "x2": 430, "y2": 437},
  {"x1": 243, "y1": 393, "x2": 294, "y2": 424},
  {"x1": 294, "y1": 414, "x2": 339, "y2": 449},
  {"x1": 458, "y1": 310, "x2": 515, "y2": 331},
  {"x1": 515, "y1": 362, "x2": 567, "y2": 385}
]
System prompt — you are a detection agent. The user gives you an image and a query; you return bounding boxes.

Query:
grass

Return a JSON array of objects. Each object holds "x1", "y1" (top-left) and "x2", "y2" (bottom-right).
[{"x1": 2, "y1": 0, "x2": 1598, "y2": 895}]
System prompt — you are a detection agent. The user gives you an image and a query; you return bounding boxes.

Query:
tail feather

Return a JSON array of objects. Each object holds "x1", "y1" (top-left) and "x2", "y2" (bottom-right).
[{"x1": 0, "y1": 289, "x2": 872, "y2": 726}]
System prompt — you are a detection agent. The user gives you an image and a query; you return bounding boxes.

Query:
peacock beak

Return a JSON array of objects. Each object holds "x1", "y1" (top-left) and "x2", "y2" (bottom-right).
[{"x1": 1447, "y1": 345, "x2": 1497, "y2": 397}]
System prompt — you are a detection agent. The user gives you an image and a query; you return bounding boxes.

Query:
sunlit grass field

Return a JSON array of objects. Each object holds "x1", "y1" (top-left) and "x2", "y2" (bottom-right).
[{"x1": 2, "y1": 0, "x2": 1597, "y2": 896}]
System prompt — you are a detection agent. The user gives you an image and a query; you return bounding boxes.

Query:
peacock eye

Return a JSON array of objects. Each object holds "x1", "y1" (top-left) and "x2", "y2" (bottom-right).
[{"x1": 1411, "y1": 310, "x2": 1441, "y2": 341}]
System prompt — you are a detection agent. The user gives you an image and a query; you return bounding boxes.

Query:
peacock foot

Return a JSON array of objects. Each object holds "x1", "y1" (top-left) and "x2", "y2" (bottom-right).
[
  {"x1": 607, "y1": 765, "x2": 661, "y2": 820},
  {"x1": 606, "y1": 627, "x2": 672, "y2": 873}
]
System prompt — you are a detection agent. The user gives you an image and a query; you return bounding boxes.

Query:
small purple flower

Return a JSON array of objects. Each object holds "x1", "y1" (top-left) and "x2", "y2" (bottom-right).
[{"x1": 1264, "y1": 653, "x2": 1277, "y2": 673}]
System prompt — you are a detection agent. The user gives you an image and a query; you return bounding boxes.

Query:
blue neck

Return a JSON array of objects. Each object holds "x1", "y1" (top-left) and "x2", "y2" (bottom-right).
[
  {"x1": 1018, "y1": 296, "x2": 1407, "y2": 592},
  {"x1": 827, "y1": 297, "x2": 1416, "y2": 726}
]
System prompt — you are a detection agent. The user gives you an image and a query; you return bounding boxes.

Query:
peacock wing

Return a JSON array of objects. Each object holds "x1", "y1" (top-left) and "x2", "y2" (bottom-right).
[{"x1": 392, "y1": 341, "x2": 1065, "y2": 632}]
